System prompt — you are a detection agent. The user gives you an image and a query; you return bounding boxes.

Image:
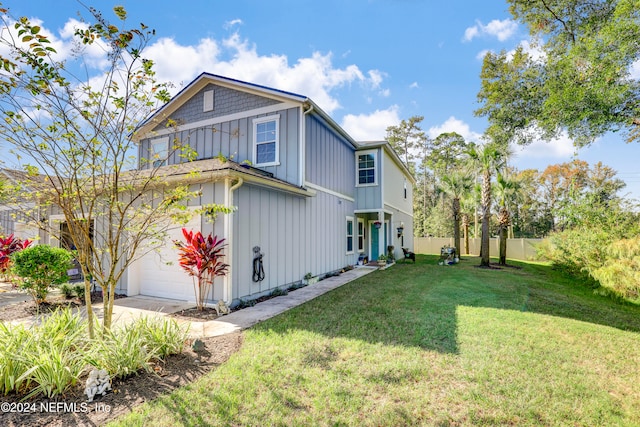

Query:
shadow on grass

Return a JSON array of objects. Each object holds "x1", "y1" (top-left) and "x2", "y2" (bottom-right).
[{"x1": 251, "y1": 255, "x2": 640, "y2": 354}]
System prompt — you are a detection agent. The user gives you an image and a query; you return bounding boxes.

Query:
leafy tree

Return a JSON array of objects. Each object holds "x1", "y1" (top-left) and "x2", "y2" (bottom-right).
[
  {"x1": 0, "y1": 6, "x2": 200, "y2": 336},
  {"x1": 385, "y1": 116, "x2": 427, "y2": 169},
  {"x1": 427, "y1": 132, "x2": 469, "y2": 177},
  {"x1": 11, "y1": 245, "x2": 74, "y2": 306},
  {"x1": 476, "y1": 0, "x2": 640, "y2": 147},
  {"x1": 539, "y1": 160, "x2": 589, "y2": 231}
]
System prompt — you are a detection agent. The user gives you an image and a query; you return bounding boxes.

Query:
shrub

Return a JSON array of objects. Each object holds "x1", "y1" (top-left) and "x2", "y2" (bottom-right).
[
  {"x1": 269, "y1": 287, "x2": 288, "y2": 297},
  {"x1": 0, "y1": 309, "x2": 190, "y2": 398},
  {"x1": 0, "y1": 309, "x2": 89, "y2": 398},
  {"x1": 10, "y1": 245, "x2": 74, "y2": 305},
  {"x1": 591, "y1": 236, "x2": 640, "y2": 301},
  {"x1": 236, "y1": 298, "x2": 256, "y2": 309},
  {"x1": 136, "y1": 316, "x2": 189, "y2": 358},
  {"x1": 73, "y1": 284, "x2": 86, "y2": 299},
  {"x1": 0, "y1": 234, "x2": 32, "y2": 279},
  {"x1": 60, "y1": 283, "x2": 75, "y2": 299},
  {"x1": 175, "y1": 229, "x2": 229, "y2": 310},
  {"x1": 0, "y1": 323, "x2": 34, "y2": 395},
  {"x1": 89, "y1": 324, "x2": 157, "y2": 379}
]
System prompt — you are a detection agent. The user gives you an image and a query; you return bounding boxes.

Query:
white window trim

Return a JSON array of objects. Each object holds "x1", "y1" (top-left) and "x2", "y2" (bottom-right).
[
  {"x1": 346, "y1": 216, "x2": 355, "y2": 255},
  {"x1": 356, "y1": 149, "x2": 378, "y2": 187},
  {"x1": 150, "y1": 137, "x2": 169, "y2": 167},
  {"x1": 252, "y1": 115, "x2": 280, "y2": 167},
  {"x1": 357, "y1": 217, "x2": 365, "y2": 253}
]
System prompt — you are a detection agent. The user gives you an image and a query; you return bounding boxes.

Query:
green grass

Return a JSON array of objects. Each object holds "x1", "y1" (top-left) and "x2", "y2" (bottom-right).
[{"x1": 110, "y1": 256, "x2": 640, "y2": 426}]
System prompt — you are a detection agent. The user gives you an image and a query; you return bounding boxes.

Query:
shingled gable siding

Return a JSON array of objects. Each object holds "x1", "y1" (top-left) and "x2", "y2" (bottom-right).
[{"x1": 152, "y1": 84, "x2": 281, "y2": 131}]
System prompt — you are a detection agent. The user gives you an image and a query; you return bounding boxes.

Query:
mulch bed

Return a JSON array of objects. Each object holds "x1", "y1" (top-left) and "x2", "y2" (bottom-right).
[
  {"x1": 0, "y1": 332, "x2": 243, "y2": 427},
  {"x1": 0, "y1": 294, "x2": 244, "y2": 426},
  {"x1": 170, "y1": 306, "x2": 223, "y2": 321},
  {"x1": 0, "y1": 292, "x2": 126, "y2": 322}
]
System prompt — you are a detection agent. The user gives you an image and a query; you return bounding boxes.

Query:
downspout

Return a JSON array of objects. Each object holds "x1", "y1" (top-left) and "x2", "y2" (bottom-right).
[
  {"x1": 301, "y1": 102, "x2": 314, "y2": 186},
  {"x1": 224, "y1": 177, "x2": 244, "y2": 304}
]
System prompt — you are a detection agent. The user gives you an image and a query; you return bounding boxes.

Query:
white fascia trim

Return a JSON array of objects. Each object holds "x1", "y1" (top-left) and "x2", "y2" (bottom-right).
[
  {"x1": 140, "y1": 102, "x2": 299, "y2": 140},
  {"x1": 384, "y1": 203, "x2": 414, "y2": 218},
  {"x1": 304, "y1": 182, "x2": 355, "y2": 202}
]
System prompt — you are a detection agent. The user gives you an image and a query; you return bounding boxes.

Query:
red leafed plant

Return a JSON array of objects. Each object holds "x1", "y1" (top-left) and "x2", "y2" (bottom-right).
[
  {"x1": 0, "y1": 233, "x2": 32, "y2": 278},
  {"x1": 174, "y1": 228, "x2": 229, "y2": 310}
]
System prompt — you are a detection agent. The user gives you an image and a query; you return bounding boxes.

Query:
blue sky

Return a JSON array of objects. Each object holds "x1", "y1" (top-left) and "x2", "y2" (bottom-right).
[{"x1": 5, "y1": 0, "x2": 640, "y2": 199}]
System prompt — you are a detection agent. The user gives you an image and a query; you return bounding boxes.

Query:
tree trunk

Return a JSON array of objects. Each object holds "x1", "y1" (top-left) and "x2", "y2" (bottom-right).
[
  {"x1": 84, "y1": 279, "x2": 95, "y2": 339},
  {"x1": 480, "y1": 171, "x2": 491, "y2": 267},
  {"x1": 462, "y1": 213, "x2": 470, "y2": 255},
  {"x1": 452, "y1": 197, "x2": 461, "y2": 258},
  {"x1": 499, "y1": 226, "x2": 508, "y2": 265}
]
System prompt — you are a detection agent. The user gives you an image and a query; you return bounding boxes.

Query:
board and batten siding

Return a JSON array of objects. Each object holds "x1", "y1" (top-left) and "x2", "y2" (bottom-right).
[
  {"x1": 382, "y1": 151, "x2": 413, "y2": 215},
  {"x1": 232, "y1": 183, "x2": 356, "y2": 302},
  {"x1": 355, "y1": 147, "x2": 383, "y2": 210},
  {"x1": 304, "y1": 114, "x2": 355, "y2": 197}
]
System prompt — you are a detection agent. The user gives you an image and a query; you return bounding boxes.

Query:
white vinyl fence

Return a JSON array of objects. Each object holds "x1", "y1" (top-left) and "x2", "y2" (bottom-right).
[{"x1": 414, "y1": 237, "x2": 543, "y2": 261}]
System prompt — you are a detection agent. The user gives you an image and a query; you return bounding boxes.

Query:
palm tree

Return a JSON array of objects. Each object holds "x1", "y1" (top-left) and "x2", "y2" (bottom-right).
[
  {"x1": 460, "y1": 189, "x2": 478, "y2": 255},
  {"x1": 440, "y1": 170, "x2": 473, "y2": 258},
  {"x1": 467, "y1": 141, "x2": 510, "y2": 267},
  {"x1": 495, "y1": 172, "x2": 520, "y2": 265}
]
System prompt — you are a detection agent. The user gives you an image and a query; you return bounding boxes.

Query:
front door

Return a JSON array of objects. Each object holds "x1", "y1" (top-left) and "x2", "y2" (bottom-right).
[
  {"x1": 369, "y1": 221, "x2": 389, "y2": 261},
  {"x1": 370, "y1": 223, "x2": 379, "y2": 261}
]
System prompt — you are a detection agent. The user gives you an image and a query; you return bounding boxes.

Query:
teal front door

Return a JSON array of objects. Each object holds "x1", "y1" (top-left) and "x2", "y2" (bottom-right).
[
  {"x1": 370, "y1": 222, "x2": 388, "y2": 261},
  {"x1": 370, "y1": 224, "x2": 379, "y2": 261}
]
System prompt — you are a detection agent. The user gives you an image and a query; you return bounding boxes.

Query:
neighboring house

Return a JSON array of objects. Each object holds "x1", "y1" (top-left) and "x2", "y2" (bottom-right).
[{"x1": 13, "y1": 73, "x2": 414, "y2": 304}]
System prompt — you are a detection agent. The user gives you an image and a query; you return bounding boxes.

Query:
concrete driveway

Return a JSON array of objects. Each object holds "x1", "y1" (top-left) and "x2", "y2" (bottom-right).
[{"x1": 0, "y1": 281, "x2": 31, "y2": 307}]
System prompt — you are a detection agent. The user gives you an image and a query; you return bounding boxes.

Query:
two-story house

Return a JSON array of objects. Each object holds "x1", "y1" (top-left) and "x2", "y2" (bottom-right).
[{"x1": 4, "y1": 73, "x2": 414, "y2": 305}]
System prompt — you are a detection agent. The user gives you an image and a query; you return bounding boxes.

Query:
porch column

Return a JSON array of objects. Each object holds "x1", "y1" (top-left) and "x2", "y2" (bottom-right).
[{"x1": 377, "y1": 210, "x2": 384, "y2": 259}]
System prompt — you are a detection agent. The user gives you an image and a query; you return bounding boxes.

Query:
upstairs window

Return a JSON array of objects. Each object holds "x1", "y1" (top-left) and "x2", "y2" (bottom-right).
[
  {"x1": 253, "y1": 115, "x2": 280, "y2": 166},
  {"x1": 150, "y1": 137, "x2": 169, "y2": 167},
  {"x1": 357, "y1": 150, "x2": 377, "y2": 186}
]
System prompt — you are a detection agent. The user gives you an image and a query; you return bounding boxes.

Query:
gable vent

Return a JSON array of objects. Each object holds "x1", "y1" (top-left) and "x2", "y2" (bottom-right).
[{"x1": 203, "y1": 90, "x2": 214, "y2": 112}]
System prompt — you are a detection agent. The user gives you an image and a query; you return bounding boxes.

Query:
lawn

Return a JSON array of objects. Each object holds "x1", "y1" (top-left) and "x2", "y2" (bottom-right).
[{"x1": 110, "y1": 256, "x2": 640, "y2": 426}]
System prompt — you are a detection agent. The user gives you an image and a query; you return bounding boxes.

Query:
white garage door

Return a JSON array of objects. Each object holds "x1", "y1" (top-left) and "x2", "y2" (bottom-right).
[{"x1": 136, "y1": 213, "x2": 202, "y2": 301}]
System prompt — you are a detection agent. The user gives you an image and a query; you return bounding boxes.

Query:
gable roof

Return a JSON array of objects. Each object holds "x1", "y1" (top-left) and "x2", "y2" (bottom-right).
[{"x1": 133, "y1": 73, "x2": 358, "y2": 149}]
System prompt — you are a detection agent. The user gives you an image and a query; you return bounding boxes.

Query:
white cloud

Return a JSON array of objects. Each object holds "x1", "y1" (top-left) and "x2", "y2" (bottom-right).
[
  {"x1": 409, "y1": 82, "x2": 419, "y2": 89},
  {"x1": 513, "y1": 132, "x2": 576, "y2": 161},
  {"x1": 378, "y1": 88, "x2": 390, "y2": 97},
  {"x1": 341, "y1": 105, "x2": 400, "y2": 141},
  {"x1": 464, "y1": 19, "x2": 518, "y2": 42},
  {"x1": 224, "y1": 19, "x2": 243, "y2": 29},
  {"x1": 506, "y1": 39, "x2": 546, "y2": 62},
  {"x1": 476, "y1": 49, "x2": 491, "y2": 61},
  {"x1": 630, "y1": 59, "x2": 640, "y2": 79},
  {"x1": 427, "y1": 116, "x2": 483, "y2": 142},
  {"x1": 464, "y1": 26, "x2": 479, "y2": 42},
  {"x1": 146, "y1": 32, "x2": 381, "y2": 114}
]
